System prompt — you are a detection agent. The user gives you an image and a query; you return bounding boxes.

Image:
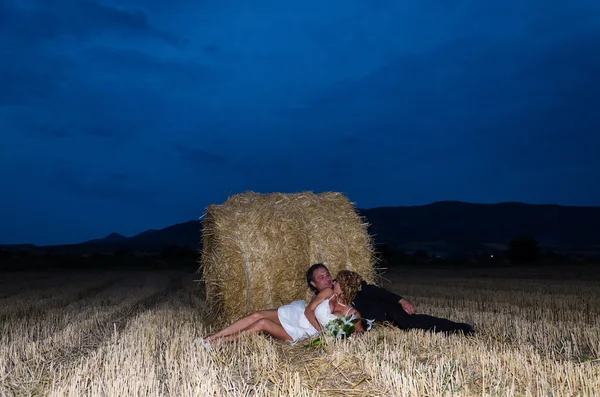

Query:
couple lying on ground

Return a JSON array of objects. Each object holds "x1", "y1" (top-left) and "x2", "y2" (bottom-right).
[{"x1": 199, "y1": 264, "x2": 474, "y2": 346}]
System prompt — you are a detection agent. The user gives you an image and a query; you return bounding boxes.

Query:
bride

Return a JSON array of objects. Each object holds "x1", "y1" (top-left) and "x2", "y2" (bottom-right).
[{"x1": 198, "y1": 270, "x2": 364, "y2": 346}]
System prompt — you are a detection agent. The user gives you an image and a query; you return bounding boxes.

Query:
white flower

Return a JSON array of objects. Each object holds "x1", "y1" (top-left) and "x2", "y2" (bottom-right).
[
  {"x1": 342, "y1": 314, "x2": 356, "y2": 326},
  {"x1": 325, "y1": 315, "x2": 356, "y2": 339},
  {"x1": 365, "y1": 318, "x2": 375, "y2": 332}
]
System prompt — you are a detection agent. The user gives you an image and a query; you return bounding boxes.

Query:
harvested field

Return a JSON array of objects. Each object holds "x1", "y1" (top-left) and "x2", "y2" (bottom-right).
[{"x1": 1, "y1": 266, "x2": 599, "y2": 396}]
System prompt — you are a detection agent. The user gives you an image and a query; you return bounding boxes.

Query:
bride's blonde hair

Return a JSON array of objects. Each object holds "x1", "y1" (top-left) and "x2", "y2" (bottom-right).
[{"x1": 336, "y1": 270, "x2": 363, "y2": 305}]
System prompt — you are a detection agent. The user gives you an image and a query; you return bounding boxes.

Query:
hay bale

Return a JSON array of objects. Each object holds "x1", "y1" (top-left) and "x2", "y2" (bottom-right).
[{"x1": 200, "y1": 191, "x2": 376, "y2": 325}]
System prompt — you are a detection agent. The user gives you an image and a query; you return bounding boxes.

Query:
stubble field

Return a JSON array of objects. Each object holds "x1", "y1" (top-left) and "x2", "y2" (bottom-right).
[{"x1": 1, "y1": 266, "x2": 599, "y2": 396}]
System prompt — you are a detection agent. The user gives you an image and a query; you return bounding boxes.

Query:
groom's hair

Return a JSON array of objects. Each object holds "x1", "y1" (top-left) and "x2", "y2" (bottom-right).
[{"x1": 306, "y1": 263, "x2": 329, "y2": 291}]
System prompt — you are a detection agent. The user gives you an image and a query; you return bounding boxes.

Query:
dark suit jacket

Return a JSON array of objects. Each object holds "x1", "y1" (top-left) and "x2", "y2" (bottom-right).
[{"x1": 352, "y1": 281, "x2": 403, "y2": 321}]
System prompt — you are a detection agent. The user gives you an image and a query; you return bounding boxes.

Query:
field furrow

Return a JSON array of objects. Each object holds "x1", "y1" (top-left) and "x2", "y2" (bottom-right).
[
  {"x1": 0, "y1": 272, "x2": 189, "y2": 395},
  {"x1": 1, "y1": 268, "x2": 599, "y2": 396},
  {"x1": 0, "y1": 273, "x2": 125, "y2": 319}
]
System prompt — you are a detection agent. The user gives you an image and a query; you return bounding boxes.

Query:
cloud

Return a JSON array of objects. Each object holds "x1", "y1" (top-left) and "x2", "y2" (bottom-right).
[
  {"x1": 0, "y1": 1, "x2": 190, "y2": 109},
  {"x1": 2, "y1": 1, "x2": 183, "y2": 45},
  {"x1": 84, "y1": 127, "x2": 122, "y2": 139},
  {"x1": 0, "y1": 54, "x2": 71, "y2": 106},
  {"x1": 82, "y1": 46, "x2": 216, "y2": 89},
  {"x1": 273, "y1": 16, "x2": 600, "y2": 191},
  {"x1": 3, "y1": 101, "x2": 131, "y2": 143},
  {"x1": 203, "y1": 45, "x2": 219, "y2": 54},
  {"x1": 1, "y1": 45, "x2": 221, "y2": 143},
  {"x1": 48, "y1": 161, "x2": 155, "y2": 202},
  {"x1": 174, "y1": 144, "x2": 227, "y2": 167},
  {"x1": 38, "y1": 125, "x2": 74, "y2": 138},
  {"x1": 301, "y1": 23, "x2": 600, "y2": 128},
  {"x1": 0, "y1": 67, "x2": 47, "y2": 105}
]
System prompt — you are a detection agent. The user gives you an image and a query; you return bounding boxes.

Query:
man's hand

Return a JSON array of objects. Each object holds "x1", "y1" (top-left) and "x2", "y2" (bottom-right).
[{"x1": 399, "y1": 298, "x2": 415, "y2": 315}]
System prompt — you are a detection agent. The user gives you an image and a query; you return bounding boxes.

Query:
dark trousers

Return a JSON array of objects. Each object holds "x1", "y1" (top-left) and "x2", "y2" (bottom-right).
[{"x1": 382, "y1": 302, "x2": 470, "y2": 334}]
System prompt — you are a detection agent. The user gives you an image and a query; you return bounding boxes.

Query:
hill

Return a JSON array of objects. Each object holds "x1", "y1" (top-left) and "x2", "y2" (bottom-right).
[
  {"x1": 359, "y1": 201, "x2": 600, "y2": 252},
  {"x1": 3, "y1": 201, "x2": 599, "y2": 255},
  {"x1": 83, "y1": 232, "x2": 127, "y2": 244}
]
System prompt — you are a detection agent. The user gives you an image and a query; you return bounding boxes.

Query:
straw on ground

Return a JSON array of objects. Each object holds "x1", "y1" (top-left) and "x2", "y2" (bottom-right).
[{"x1": 1, "y1": 267, "x2": 599, "y2": 396}]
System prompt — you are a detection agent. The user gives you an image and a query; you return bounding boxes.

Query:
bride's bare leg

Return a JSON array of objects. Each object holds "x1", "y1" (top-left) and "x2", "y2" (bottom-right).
[
  {"x1": 217, "y1": 318, "x2": 293, "y2": 343},
  {"x1": 206, "y1": 309, "x2": 280, "y2": 341}
]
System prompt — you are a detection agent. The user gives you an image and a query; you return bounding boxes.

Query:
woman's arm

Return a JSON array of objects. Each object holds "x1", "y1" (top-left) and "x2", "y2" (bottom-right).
[{"x1": 305, "y1": 288, "x2": 334, "y2": 332}]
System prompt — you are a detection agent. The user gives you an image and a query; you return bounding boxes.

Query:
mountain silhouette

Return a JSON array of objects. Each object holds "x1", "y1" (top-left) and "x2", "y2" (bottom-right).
[
  {"x1": 84, "y1": 232, "x2": 127, "y2": 244},
  {"x1": 127, "y1": 221, "x2": 200, "y2": 247},
  {"x1": 3, "y1": 201, "x2": 599, "y2": 255},
  {"x1": 359, "y1": 201, "x2": 600, "y2": 252}
]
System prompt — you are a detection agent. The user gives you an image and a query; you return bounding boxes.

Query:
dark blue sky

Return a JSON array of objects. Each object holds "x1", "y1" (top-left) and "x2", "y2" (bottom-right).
[{"x1": 2, "y1": 1, "x2": 599, "y2": 245}]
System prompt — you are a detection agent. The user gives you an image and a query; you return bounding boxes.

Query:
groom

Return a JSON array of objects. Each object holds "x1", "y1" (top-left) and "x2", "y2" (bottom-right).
[{"x1": 306, "y1": 264, "x2": 474, "y2": 335}]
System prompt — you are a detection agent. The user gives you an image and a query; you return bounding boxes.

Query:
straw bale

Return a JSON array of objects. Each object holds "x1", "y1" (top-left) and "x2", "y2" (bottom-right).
[{"x1": 200, "y1": 191, "x2": 376, "y2": 325}]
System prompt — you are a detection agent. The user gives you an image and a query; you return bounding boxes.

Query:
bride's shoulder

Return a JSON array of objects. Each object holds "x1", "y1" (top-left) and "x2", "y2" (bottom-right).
[
  {"x1": 314, "y1": 287, "x2": 335, "y2": 301},
  {"x1": 318, "y1": 287, "x2": 334, "y2": 296},
  {"x1": 308, "y1": 288, "x2": 335, "y2": 309}
]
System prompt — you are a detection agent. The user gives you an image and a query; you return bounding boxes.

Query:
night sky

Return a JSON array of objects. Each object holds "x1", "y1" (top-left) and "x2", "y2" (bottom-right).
[{"x1": 2, "y1": 1, "x2": 599, "y2": 245}]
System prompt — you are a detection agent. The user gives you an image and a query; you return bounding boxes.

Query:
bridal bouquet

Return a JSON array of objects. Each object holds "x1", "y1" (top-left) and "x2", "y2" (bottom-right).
[
  {"x1": 306, "y1": 315, "x2": 375, "y2": 347},
  {"x1": 325, "y1": 314, "x2": 358, "y2": 339}
]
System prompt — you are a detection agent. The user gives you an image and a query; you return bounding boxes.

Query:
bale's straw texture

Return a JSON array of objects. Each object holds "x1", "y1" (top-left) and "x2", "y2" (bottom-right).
[{"x1": 200, "y1": 191, "x2": 376, "y2": 325}]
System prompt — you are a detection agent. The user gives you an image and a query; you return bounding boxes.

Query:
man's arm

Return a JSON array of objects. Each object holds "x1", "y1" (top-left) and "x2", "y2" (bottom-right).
[
  {"x1": 399, "y1": 298, "x2": 415, "y2": 315},
  {"x1": 363, "y1": 284, "x2": 415, "y2": 315}
]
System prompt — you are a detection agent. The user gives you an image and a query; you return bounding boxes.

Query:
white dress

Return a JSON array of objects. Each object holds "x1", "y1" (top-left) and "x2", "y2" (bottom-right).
[{"x1": 277, "y1": 296, "x2": 339, "y2": 342}]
